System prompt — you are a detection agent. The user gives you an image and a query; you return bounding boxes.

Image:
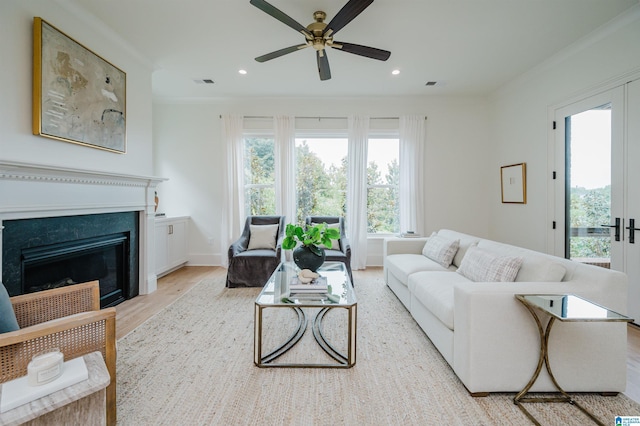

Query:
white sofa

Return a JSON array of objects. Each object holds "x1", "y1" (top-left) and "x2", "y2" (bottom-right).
[{"x1": 383, "y1": 229, "x2": 629, "y2": 395}]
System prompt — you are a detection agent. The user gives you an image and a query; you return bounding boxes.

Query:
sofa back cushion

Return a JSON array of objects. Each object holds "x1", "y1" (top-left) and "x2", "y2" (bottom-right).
[
  {"x1": 457, "y1": 246, "x2": 523, "y2": 282},
  {"x1": 477, "y1": 240, "x2": 567, "y2": 282},
  {"x1": 422, "y1": 233, "x2": 460, "y2": 268}
]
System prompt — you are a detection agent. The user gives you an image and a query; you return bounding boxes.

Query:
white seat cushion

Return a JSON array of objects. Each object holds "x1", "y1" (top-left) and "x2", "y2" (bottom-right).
[
  {"x1": 409, "y1": 271, "x2": 470, "y2": 331},
  {"x1": 385, "y1": 254, "x2": 452, "y2": 285}
]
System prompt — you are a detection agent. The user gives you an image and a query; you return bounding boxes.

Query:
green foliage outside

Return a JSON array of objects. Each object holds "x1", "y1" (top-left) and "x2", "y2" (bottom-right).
[
  {"x1": 244, "y1": 137, "x2": 400, "y2": 233},
  {"x1": 244, "y1": 138, "x2": 276, "y2": 216},
  {"x1": 569, "y1": 185, "x2": 611, "y2": 259}
]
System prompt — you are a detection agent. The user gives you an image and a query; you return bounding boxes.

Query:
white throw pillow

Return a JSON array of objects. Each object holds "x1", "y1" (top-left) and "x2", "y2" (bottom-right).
[
  {"x1": 457, "y1": 246, "x2": 523, "y2": 282},
  {"x1": 421, "y1": 234, "x2": 460, "y2": 268},
  {"x1": 247, "y1": 224, "x2": 279, "y2": 250}
]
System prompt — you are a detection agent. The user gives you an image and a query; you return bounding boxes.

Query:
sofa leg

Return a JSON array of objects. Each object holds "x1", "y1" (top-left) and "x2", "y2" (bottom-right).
[
  {"x1": 469, "y1": 391, "x2": 489, "y2": 397},
  {"x1": 601, "y1": 392, "x2": 618, "y2": 396}
]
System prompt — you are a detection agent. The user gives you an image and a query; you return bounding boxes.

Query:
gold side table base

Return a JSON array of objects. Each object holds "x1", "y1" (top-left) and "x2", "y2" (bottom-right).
[{"x1": 514, "y1": 300, "x2": 605, "y2": 426}]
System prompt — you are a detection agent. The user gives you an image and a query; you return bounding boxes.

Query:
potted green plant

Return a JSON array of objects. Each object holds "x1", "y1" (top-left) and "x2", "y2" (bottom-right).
[{"x1": 282, "y1": 223, "x2": 340, "y2": 271}]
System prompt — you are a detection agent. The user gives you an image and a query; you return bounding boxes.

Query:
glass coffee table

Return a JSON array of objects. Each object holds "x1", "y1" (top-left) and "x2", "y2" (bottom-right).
[
  {"x1": 514, "y1": 294, "x2": 633, "y2": 426},
  {"x1": 254, "y1": 262, "x2": 357, "y2": 368}
]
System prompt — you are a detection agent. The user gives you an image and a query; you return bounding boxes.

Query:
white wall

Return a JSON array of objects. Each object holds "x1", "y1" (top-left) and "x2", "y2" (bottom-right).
[
  {"x1": 153, "y1": 96, "x2": 491, "y2": 266},
  {"x1": 0, "y1": 0, "x2": 154, "y2": 176},
  {"x1": 489, "y1": 6, "x2": 640, "y2": 252}
]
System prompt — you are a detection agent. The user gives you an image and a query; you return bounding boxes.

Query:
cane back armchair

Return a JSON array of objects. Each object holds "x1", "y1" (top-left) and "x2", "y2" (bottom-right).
[{"x1": 0, "y1": 281, "x2": 117, "y2": 425}]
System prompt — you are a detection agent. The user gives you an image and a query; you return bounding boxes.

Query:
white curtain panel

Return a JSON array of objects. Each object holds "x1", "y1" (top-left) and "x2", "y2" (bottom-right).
[
  {"x1": 274, "y1": 115, "x2": 296, "y2": 224},
  {"x1": 347, "y1": 115, "x2": 369, "y2": 270},
  {"x1": 399, "y1": 115, "x2": 426, "y2": 236},
  {"x1": 220, "y1": 114, "x2": 245, "y2": 267}
]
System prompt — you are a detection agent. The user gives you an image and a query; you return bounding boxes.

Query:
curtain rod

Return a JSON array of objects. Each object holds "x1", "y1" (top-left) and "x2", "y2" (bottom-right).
[{"x1": 218, "y1": 115, "x2": 426, "y2": 120}]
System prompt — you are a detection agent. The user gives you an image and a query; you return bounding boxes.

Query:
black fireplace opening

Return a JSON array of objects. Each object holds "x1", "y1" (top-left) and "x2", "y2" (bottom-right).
[
  {"x1": 21, "y1": 233, "x2": 129, "y2": 308},
  {"x1": 2, "y1": 211, "x2": 139, "y2": 306}
]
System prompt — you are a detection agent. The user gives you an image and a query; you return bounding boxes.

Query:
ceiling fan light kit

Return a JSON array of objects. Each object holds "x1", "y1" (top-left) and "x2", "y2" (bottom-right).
[{"x1": 250, "y1": 0, "x2": 391, "y2": 81}]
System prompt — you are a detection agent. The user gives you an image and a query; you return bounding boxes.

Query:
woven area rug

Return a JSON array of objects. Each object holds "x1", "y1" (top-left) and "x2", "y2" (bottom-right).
[{"x1": 116, "y1": 275, "x2": 640, "y2": 425}]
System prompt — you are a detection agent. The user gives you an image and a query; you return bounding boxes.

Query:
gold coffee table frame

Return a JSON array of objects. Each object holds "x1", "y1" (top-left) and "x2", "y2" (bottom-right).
[
  {"x1": 514, "y1": 294, "x2": 632, "y2": 426},
  {"x1": 254, "y1": 262, "x2": 357, "y2": 368}
]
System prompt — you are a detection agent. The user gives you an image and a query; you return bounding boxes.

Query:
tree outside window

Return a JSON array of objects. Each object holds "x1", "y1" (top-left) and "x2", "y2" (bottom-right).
[
  {"x1": 367, "y1": 138, "x2": 399, "y2": 234},
  {"x1": 244, "y1": 136, "x2": 275, "y2": 216},
  {"x1": 295, "y1": 138, "x2": 347, "y2": 224}
]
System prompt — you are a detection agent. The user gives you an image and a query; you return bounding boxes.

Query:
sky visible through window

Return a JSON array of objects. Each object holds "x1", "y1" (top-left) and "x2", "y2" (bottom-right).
[
  {"x1": 570, "y1": 109, "x2": 611, "y2": 190},
  {"x1": 295, "y1": 138, "x2": 398, "y2": 172}
]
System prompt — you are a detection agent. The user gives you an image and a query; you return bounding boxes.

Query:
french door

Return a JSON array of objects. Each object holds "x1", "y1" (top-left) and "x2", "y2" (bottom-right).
[
  {"x1": 553, "y1": 80, "x2": 640, "y2": 321},
  {"x1": 555, "y1": 88, "x2": 624, "y2": 270}
]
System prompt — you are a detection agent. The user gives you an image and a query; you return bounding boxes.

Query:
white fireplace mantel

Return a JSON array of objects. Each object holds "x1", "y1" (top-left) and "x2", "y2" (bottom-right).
[{"x1": 0, "y1": 160, "x2": 167, "y2": 295}]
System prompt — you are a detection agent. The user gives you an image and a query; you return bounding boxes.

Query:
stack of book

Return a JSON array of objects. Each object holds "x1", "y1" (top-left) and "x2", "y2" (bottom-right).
[{"x1": 289, "y1": 276, "x2": 328, "y2": 295}]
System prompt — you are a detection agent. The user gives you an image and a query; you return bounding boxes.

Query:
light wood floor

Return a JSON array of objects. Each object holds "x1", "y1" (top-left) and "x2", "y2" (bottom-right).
[{"x1": 115, "y1": 266, "x2": 640, "y2": 404}]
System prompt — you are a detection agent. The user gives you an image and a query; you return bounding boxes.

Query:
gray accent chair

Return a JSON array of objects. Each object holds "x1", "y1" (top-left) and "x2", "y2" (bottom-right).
[
  {"x1": 226, "y1": 215, "x2": 286, "y2": 288},
  {"x1": 305, "y1": 216, "x2": 353, "y2": 285}
]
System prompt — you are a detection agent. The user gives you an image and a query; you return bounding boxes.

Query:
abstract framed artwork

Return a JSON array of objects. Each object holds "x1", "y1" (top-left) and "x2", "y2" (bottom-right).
[
  {"x1": 32, "y1": 17, "x2": 126, "y2": 153},
  {"x1": 501, "y1": 163, "x2": 527, "y2": 204}
]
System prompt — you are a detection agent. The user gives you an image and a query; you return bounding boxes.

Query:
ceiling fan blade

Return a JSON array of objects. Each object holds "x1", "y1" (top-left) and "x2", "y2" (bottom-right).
[
  {"x1": 323, "y1": 0, "x2": 374, "y2": 37},
  {"x1": 255, "y1": 44, "x2": 309, "y2": 62},
  {"x1": 332, "y1": 41, "x2": 390, "y2": 61},
  {"x1": 250, "y1": 0, "x2": 312, "y2": 39},
  {"x1": 316, "y1": 50, "x2": 331, "y2": 81}
]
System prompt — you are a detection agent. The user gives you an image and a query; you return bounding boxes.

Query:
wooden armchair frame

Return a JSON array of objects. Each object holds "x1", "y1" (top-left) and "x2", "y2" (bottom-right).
[{"x1": 0, "y1": 281, "x2": 116, "y2": 425}]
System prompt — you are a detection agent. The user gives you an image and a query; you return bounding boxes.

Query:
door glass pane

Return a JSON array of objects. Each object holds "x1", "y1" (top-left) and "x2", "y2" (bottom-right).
[{"x1": 566, "y1": 104, "x2": 611, "y2": 267}]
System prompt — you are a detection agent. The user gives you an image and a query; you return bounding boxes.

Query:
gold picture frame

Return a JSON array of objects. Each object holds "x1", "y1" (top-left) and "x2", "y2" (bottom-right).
[
  {"x1": 32, "y1": 17, "x2": 126, "y2": 153},
  {"x1": 501, "y1": 163, "x2": 527, "y2": 204}
]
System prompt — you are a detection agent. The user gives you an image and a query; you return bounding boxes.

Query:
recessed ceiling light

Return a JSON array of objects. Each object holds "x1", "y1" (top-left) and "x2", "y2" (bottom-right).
[
  {"x1": 239, "y1": 69, "x2": 247, "y2": 75},
  {"x1": 391, "y1": 69, "x2": 400, "y2": 75}
]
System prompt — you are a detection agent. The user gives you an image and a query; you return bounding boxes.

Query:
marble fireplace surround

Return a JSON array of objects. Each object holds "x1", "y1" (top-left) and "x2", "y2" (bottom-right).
[{"x1": 0, "y1": 160, "x2": 166, "y2": 295}]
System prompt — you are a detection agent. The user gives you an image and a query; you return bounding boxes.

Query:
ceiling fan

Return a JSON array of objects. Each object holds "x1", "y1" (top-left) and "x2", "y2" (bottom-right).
[{"x1": 250, "y1": 0, "x2": 391, "y2": 81}]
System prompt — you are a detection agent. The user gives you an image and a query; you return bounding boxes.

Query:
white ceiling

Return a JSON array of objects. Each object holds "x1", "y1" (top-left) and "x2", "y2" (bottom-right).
[{"x1": 66, "y1": 0, "x2": 638, "y2": 99}]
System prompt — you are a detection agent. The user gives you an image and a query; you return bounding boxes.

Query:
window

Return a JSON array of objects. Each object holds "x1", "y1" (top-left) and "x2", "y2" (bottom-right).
[
  {"x1": 367, "y1": 138, "x2": 400, "y2": 234},
  {"x1": 295, "y1": 137, "x2": 348, "y2": 224},
  {"x1": 244, "y1": 136, "x2": 275, "y2": 216},
  {"x1": 243, "y1": 127, "x2": 401, "y2": 236}
]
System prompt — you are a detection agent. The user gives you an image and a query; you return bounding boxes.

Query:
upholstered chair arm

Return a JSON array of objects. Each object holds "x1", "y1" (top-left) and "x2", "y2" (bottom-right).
[
  {"x1": 340, "y1": 236, "x2": 351, "y2": 257},
  {"x1": 229, "y1": 234, "x2": 250, "y2": 258}
]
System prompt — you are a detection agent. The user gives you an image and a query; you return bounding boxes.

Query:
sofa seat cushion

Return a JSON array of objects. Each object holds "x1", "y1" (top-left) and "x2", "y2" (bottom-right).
[
  {"x1": 409, "y1": 271, "x2": 470, "y2": 331},
  {"x1": 385, "y1": 254, "x2": 452, "y2": 285}
]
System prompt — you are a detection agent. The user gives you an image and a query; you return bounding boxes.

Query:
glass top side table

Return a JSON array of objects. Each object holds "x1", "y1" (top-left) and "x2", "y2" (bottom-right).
[{"x1": 514, "y1": 294, "x2": 632, "y2": 426}]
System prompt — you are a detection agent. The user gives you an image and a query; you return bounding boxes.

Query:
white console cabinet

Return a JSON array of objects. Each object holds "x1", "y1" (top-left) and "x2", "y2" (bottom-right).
[{"x1": 155, "y1": 216, "x2": 189, "y2": 276}]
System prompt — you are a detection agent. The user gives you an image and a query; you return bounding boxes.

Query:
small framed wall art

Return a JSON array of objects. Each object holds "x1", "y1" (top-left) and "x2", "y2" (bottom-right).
[
  {"x1": 501, "y1": 163, "x2": 527, "y2": 204},
  {"x1": 32, "y1": 17, "x2": 126, "y2": 153}
]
